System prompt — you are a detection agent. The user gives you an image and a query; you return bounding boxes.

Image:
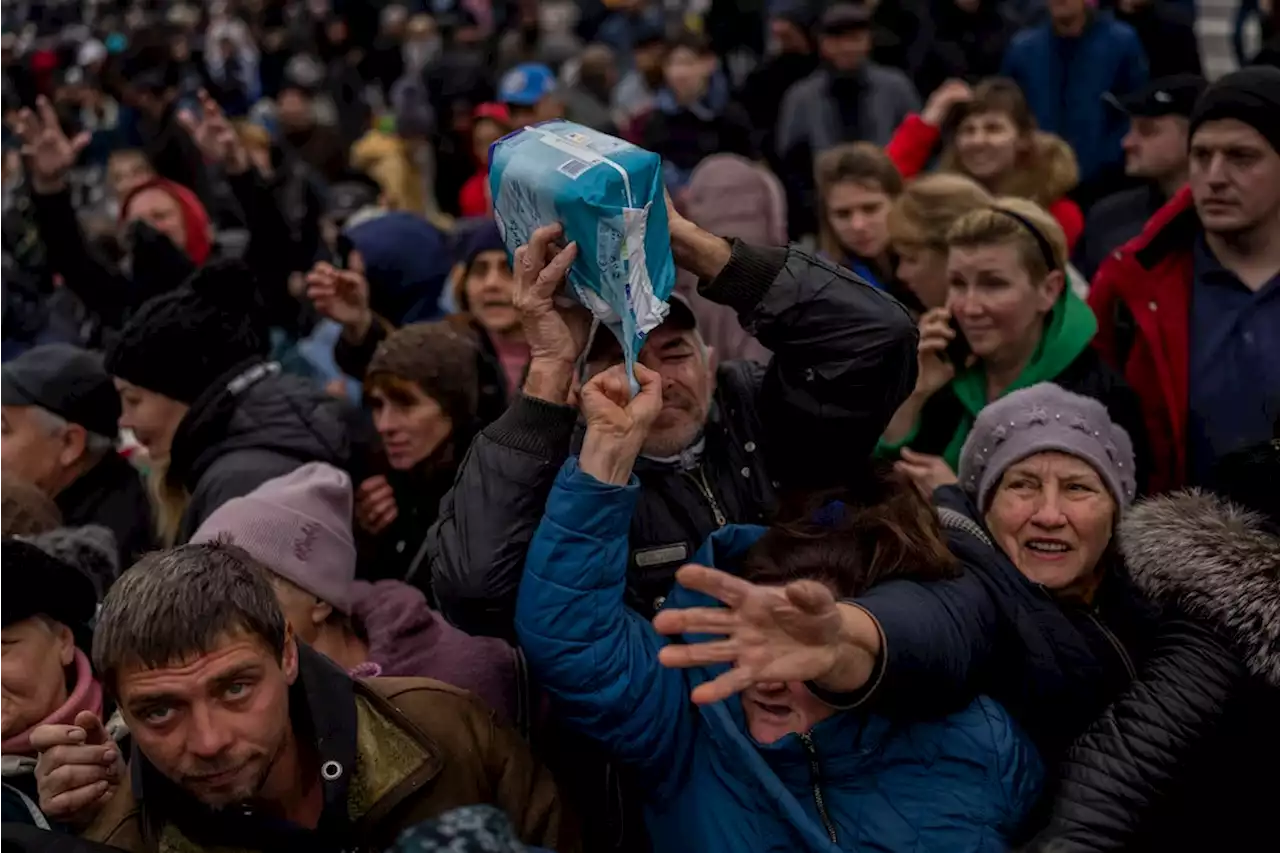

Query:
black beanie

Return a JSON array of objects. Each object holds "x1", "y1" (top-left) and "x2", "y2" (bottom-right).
[
  {"x1": 1188, "y1": 66, "x2": 1280, "y2": 154},
  {"x1": 105, "y1": 260, "x2": 270, "y2": 404}
]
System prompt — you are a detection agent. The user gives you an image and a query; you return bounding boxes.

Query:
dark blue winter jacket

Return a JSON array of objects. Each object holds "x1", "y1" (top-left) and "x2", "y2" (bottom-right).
[
  {"x1": 516, "y1": 459, "x2": 1043, "y2": 853},
  {"x1": 1001, "y1": 13, "x2": 1148, "y2": 183}
]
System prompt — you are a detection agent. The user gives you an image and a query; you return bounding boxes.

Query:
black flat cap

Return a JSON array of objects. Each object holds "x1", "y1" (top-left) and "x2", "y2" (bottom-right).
[
  {"x1": 1, "y1": 344, "x2": 121, "y2": 440},
  {"x1": 1109, "y1": 74, "x2": 1207, "y2": 119}
]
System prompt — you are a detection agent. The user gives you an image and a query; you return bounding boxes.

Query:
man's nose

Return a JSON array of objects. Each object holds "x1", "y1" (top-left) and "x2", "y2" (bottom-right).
[{"x1": 187, "y1": 705, "x2": 233, "y2": 760}]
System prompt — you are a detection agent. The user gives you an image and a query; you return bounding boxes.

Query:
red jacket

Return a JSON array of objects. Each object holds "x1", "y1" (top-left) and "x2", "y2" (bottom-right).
[
  {"x1": 1088, "y1": 186, "x2": 1197, "y2": 492},
  {"x1": 884, "y1": 114, "x2": 1084, "y2": 252}
]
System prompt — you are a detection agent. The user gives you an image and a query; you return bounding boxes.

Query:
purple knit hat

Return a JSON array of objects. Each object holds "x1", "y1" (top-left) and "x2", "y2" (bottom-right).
[
  {"x1": 959, "y1": 383, "x2": 1136, "y2": 512},
  {"x1": 190, "y1": 463, "x2": 357, "y2": 612}
]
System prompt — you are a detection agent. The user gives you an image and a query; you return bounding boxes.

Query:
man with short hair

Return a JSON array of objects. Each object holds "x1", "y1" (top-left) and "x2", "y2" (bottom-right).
[
  {"x1": 1090, "y1": 66, "x2": 1280, "y2": 491},
  {"x1": 32, "y1": 542, "x2": 570, "y2": 852},
  {"x1": 1075, "y1": 74, "x2": 1207, "y2": 278},
  {"x1": 1, "y1": 344, "x2": 152, "y2": 566}
]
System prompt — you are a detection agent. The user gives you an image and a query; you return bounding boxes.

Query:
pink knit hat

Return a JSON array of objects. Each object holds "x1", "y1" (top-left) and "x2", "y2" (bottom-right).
[{"x1": 190, "y1": 463, "x2": 357, "y2": 612}]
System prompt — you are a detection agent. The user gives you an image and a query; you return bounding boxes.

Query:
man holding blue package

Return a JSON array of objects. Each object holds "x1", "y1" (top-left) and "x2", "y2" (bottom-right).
[{"x1": 430, "y1": 201, "x2": 920, "y2": 640}]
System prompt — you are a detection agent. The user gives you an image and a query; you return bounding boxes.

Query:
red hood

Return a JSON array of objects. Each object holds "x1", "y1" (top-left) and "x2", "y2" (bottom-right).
[
  {"x1": 1124, "y1": 185, "x2": 1197, "y2": 261},
  {"x1": 119, "y1": 177, "x2": 213, "y2": 266}
]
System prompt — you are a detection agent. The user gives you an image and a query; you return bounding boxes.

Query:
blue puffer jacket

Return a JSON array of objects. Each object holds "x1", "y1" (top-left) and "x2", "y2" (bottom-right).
[
  {"x1": 516, "y1": 459, "x2": 1044, "y2": 853},
  {"x1": 1001, "y1": 13, "x2": 1148, "y2": 183}
]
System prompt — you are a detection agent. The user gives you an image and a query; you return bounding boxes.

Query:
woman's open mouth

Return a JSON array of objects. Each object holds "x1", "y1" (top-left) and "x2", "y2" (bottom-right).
[{"x1": 1024, "y1": 538, "x2": 1073, "y2": 560}]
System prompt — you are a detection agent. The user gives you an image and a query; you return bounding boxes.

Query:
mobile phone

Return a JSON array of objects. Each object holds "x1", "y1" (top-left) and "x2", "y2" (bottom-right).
[{"x1": 945, "y1": 317, "x2": 972, "y2": 366}]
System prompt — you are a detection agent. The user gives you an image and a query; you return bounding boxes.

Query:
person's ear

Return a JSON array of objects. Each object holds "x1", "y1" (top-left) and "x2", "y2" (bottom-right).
[
  {"x1": 704, "y1": 344, "x2": 718, "y2": 376},
  {"x1": 309, "y1": 598, "x2": 333, "y2": 628},
  {"x1": 55, "y1": 622, "x2": 75, "y2": 667},
  {"x1": 281, "y1": 623, "x2": 300, "y2": 685},
  {"x1": 58, "y1": 423, "x2": 88, "y2": 468},
  {"x1": 1037, "y1": 269, "x2": 1065, "y2": 313}
]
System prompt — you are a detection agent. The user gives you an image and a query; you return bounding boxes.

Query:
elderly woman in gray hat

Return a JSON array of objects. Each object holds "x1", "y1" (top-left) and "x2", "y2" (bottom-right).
[{"x1": 655, "y1": 383, "x2": 1240, "y2": 820}]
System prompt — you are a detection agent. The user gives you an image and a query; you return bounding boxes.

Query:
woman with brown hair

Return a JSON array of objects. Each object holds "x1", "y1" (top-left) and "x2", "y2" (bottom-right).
[
  {"x1": 514, "y1": 362, "x2": 1042, "y2": 852},
  {"x1": 814, "y1": 143, "x2": 903, "y2": 291},
  {"x1": 884, "y1": 78, "x2": 1085, "y2": 252},
  {"x1": 885, "y1": 173, "x2": 993, "y2": 312}
]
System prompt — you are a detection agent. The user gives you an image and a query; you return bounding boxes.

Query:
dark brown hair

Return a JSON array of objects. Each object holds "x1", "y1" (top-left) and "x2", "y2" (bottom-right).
[
  {"x1": 744, "y1": 465, "x2": 959, "y2": 597},
  {"x1": 365, "y1": 320, "x2": 481, "y2": 427},
  {"x1": 814, "y1": 142, "x2": 904, "y2": 260}
]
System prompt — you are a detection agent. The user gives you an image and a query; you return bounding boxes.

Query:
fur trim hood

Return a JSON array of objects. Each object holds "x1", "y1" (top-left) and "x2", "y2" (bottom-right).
[
  {"x1": 1121, "y1": 490, "x2": 1280, "y2": 688},
  {"x1": 1016, "y1": 131, "x2": 1079, "y2": 208}
]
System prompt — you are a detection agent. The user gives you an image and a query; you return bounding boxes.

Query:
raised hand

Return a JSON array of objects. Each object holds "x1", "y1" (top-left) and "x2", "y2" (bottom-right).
[
  {"x1": 915, "y1": 307, "x2": 960, "y2": 399},
  {"x1": 894, "y1": 448, "x2": 959, "y2": 498},
  {"x1": 653, "y1": 565, "x2": 850, "y2": 705},
  {"x1": 578, "y1": 363, "x2": 663, "y2": 485},
  {"x1": 33, "y1": 710, "x2": 124, "y2": 826},
  {"x1": 13, "y1": 96, "x2": 91, "y2": 193},
  {"x1": 511, "y1": 224, "x2": 589, "y2": 368},
  {"x1": 921, "y1": 79, "x2": 974, "y2": 128},
  {"x1": 355, "y1": 475, "x2": 398, "y2": 534},
  {"x1": 305, "y1": 261, "x2": 372, "y2": 338},
  {"x1": 178, "y1": 89, "x2": 251, "y2": 175}
]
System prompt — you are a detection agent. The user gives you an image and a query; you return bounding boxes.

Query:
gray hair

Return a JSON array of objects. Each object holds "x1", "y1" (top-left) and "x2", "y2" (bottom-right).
[
  {"x1": 31, "y1": 407, "x2": 115, "y2": 458},
  {"x1": 92, "y1": 543, "x2": 287, "y2": 695}
]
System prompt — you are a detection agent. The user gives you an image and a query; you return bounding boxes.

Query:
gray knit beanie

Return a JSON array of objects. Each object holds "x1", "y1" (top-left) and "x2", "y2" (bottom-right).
[
  {"x1": 959, "y1": 383, "x2": 1136, "y2": 512},
  {"x1": 190, "y1": 462, "x2": 357, "y2": 612}
]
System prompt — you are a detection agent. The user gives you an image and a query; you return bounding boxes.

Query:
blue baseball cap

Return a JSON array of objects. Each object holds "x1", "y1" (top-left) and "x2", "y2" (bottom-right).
[{"x1": 498, "y1": 63, "x2": 557, "y2": 107}]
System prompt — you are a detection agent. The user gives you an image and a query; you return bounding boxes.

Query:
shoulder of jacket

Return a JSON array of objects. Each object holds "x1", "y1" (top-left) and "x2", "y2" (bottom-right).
[{"x1": 360, "y1": 676, "x2": 494, "y2": 719}]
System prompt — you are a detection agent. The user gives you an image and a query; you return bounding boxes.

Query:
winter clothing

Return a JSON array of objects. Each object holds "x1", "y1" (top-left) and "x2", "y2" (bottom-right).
[
  {"x1": 1025, "y1": 489, "x2": 1278, "y2": 852},
  {"x1": 1, "y1": 537, "x2": 98, "y2": 638},
  {"x1": 79, "y1": 645, "x2": 571, "y2": 853},
  {"x1": 344, "y1": 211, "x2": 452, "y2": 325},
  {"x1": 1001, "y1": 13, "x2": 1148, "y2": 185},
  {"x1": 104, "y1": 261, "x2": 269, "y2": 405},
  {"x1": 351, "y1": 580, "x2": 526, "y2": 729},
  {"x1": 1, "y1": 344, "x2": 121, "y2": 440},
  {"x1": 517, "y1": 460, "x2": 1043, "y2": 852},
  {"x1": 914, "y1": 0, "x2": 1018, "y2": 98},
  {"x1": 389, "y1": 805, "x2": 551, "y2": 853},
  {"x1": 958, "y1": 383, "x2": 1138, "y2": 512},
  {"x1": 191, "y1": 462, "x2": 358, "y2": 613},
  {"x1": 1110, "y1": 0, "x2": 1203, "y2": 79},
  {"x1": 24, "y1": 525, "x2": 119, "y2": 602},
  {"x1": 878, "y1": 287, "x2": 1149, "y2": 492},
  {"x1": 1073, "y1": 183, "x2": 1167, "y2": 280},
  {"x1": 0, "y1": 475, "x2": 63, "y2": 536},
  {"x1": 0, "y1": 649, "x2": 101, "y2": 757},
  {"x1": 429, "y1": 241, "x2": 920, "y2": 639},
  {"x1": 883, "y1": 115, "x2": 1085, "y2": 251},
  {"x1": 1187, "y1": 65, "x2": 1280, "y2": 155},
  {"x1": 737, "y1": 49, "x2": 819, "y2": 166},
  {"x1": 53, "y1": 452, "x2": 153, "y2": 570},
  {"x1": 117, "y1": 178, "x2": 213, "y2": 267},
  {"x1": 498, "y1": 64, "x2": 557, "y2": 107},
  {"x1": 638, "y1": 77, "x2": 757, "y2": 191},
  {"x1": 165, "y1": 360, "x2": 358, "y2": 543}
]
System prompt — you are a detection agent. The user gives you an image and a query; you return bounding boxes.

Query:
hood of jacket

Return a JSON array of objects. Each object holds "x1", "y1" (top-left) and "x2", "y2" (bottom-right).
[
  {"x1": 684, "y1": 155, "x2": 788, "y2": 246},
  {"x1": 168, "y1": 362, "x2": 353, "y2": 494},
  {"x1": 1007, "y1": 131, "x2": 1080, "y2": 208},
  {"x1": 1121, "y1": 490, "x2": 1280, "y2": 688},
  {"x1": 343, "y1": 210, "x2": 450, "y2": 325}
]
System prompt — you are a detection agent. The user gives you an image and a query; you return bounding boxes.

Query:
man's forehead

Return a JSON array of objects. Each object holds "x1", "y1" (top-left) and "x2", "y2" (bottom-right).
[
  {"x1": 1192, "y1": 119, "x2": 1273, "y2": 151},
  {"x1": 117, "y1": 634, "x2": 273, "y2": 698}
]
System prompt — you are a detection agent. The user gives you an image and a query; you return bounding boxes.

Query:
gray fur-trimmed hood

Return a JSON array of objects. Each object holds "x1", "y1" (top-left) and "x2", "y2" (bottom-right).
[{"x1": 1121, "y1": 490, "x2": 1280, "y2": 688}]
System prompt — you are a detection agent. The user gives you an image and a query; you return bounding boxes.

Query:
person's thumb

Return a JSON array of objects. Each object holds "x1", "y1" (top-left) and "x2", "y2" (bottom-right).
[
  {"x1": 786, "y1": 580, "x2": 835, "y2": 615},
  {"x1": 75, "y1": 711, "x2": 108, "y2": 746}
]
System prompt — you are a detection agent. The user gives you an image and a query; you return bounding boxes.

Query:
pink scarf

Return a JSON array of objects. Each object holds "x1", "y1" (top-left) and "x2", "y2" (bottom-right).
[{"x1": 2, "y1": 649, "x2": 103, "y2": 755}]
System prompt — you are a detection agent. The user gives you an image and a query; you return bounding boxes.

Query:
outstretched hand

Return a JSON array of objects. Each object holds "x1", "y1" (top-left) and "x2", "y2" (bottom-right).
[
  {"x1": 653, "y1": 565, "x2": 849, "y2": 705},
  {"x1": 578, "y1": 363, "x2": 663, "y2": 485},
  {"x1": 13, "y1": 96, "x2": 91, "y2": 193},
  {"x1": 178, "y1": 89, "x2": 251, "y2": 175},
  {"x1": 305, "y1": 261, "x2": 372, "y2": 338}
]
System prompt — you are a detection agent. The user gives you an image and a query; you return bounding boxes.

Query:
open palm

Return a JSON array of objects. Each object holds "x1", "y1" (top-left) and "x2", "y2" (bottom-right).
[{"x1": 14, "y1": 96, "x2": 90, "y2": 192}]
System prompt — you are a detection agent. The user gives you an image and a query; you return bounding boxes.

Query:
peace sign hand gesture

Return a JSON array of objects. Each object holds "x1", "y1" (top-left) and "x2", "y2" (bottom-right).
[
  {"x1": 13, "y1": 96, "x2": 90, "y2": 194},
  {"x1": 178, "y1": 89, "x2": 251, "y2": 175}
]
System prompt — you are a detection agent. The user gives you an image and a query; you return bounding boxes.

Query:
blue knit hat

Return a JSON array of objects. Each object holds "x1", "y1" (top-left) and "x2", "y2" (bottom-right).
[{"x1": 959, "y1": 383, "x2": 1136, "y2": 512}]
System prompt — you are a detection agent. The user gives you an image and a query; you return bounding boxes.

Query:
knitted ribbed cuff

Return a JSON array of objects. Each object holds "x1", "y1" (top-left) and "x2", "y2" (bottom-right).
[
  {"x1": 698, "y1": 240, "x2": 788, "y2": 315},
  {"x1": 483, "y1": 393, "x2": 579, "y2": 460}
]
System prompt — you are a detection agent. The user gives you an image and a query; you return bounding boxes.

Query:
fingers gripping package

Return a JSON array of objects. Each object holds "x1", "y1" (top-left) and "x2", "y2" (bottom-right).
[{"x1": 489, "y1": 120, "x2": 676, "y2": 391}]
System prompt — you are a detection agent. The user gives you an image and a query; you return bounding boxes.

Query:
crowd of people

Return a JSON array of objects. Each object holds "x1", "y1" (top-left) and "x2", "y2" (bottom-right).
[{"x1": 2, "y1": 1, "x2": 1278, "y2": 852}]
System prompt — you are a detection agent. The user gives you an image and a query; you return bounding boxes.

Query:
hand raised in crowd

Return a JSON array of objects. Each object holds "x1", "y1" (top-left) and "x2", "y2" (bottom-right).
[
  {"x1": 178, "y1": 88, "x2": 251, "y2": 175},
  {"x1": 915, "y1": 307, "x2": 962, "y2": 399},
  {"x1": 653, "y1": 565, "x2": 877, "y2": 704},
  {"x1": 578, "y1": 363, "x2": 663, "y2": 485},
  {"x1": 355, "y1": 475, "x2": 399, "y2": 534},
  {"x1": 32, "y1": 711, "x2": 124, "y2": 827},
  {"x1": 666, "y1": 189, "x2": 733, "y2": 281},
  {"x1": 12, "y1": 95, "x2": 91, "y2": 194},
  {"x1": 895, "y1": 447, "x2": 960, "y2": 498},
  {"x1": 921, "y1": 78, "x2": 974, "y2": 128},
  {"x1": 512, "y1": 224, "x2": 591, "y2": 404},
  {"x1": 305, "y1": 261, "x2": 373, "y2": 342}
]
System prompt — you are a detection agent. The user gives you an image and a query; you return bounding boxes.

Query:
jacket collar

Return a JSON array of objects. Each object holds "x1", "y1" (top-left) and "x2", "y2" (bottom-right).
[
  {"x1": 1121, "y1": 489, "x2": 1280, "y2": 688},
  {"x1": 55, "y1": 450, "x2": 135, "y2": 518},
  {"x1": 166, "y1": 359, "x2": 281, "y2": 490},
  {"x1": 1129, "y1": 185, "x2": 1200, "y2": 271},
  {"x1": 130, "y1": 643, "x2": 359, "y2": 849}
]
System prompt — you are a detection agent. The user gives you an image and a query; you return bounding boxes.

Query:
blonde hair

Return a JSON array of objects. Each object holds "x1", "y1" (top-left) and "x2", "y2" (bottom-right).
[
  {"x1": 814, "y1": 143, "x2": 903, "y2": 259},
  {"x1": 350, "y1": 130, "x2": 454, "y2": 232},
  {"x1": 888, "y1": 173, "x2": 992, "y2": 250},
  {"x1": 148, "y1": 459, "x2": 190, "y2": 548},
  {"x1": 945, "y1": 197, "x2": 1068, "y2": 280}
]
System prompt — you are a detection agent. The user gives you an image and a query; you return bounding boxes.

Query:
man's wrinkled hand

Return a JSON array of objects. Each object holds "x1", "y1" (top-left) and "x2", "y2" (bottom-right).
[{"x1": 33, "y1": 711, "x2": 123, "y2": 827}]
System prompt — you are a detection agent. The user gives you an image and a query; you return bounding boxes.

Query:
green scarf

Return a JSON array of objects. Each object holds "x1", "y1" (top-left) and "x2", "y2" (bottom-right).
[{"x1": 939, "y1": 289, "x2": 1098, "y2": 469}]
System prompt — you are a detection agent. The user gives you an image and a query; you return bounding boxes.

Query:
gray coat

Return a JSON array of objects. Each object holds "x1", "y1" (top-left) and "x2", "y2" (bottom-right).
[{"x1": 776, "y1": 65, "x2": 920, "y2": 155}]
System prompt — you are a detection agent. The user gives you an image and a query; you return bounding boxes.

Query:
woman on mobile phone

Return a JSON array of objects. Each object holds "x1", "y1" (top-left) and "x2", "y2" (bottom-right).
[{"x1": 877, "y1": 198, "x2": 1150, "y2": 497}]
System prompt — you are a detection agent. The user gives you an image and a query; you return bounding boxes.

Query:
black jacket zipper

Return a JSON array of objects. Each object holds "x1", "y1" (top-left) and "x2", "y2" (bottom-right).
[
  {"x1": 797, "y1": 732, "x2": 838, "y2": 843},
  {"x1": 685, "y1": 464, "x2": 727, "y2": 527},
  {"x1": 1084, "y1": 609, "x2": 1137, "y2": 679}
]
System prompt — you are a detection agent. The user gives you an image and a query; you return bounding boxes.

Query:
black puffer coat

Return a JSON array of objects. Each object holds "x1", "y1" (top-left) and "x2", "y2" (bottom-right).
[
  {"x1": 429, "y1": 241, "x2": 920, "y2": 640},
  {"x1": 1024, "y1": 490, "x2": 1279, "y2": 852},
  {"x1": 168, "y1": 360, "x2": 361, "y2": 542}
]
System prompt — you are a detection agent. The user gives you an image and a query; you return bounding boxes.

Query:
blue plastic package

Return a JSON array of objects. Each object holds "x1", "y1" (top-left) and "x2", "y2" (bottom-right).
[{"x1": 489, "y1": 120, "x2": 676, "y2": 391}]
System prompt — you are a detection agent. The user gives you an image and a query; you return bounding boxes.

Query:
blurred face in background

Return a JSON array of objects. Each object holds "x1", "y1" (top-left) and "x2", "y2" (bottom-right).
[
  {"x1": 1048, "y1": 0, "x2": 1089, "y2": 26},
  {"x1": 955, "y1": 111, "x2": 1024, "y2": 185},
  {"x1": 946, "y1": 240, "x2": 1062, "y2": 362},
  {"x1": 465, "y1": 250, "x2": 520, "y2": 337},
  {"x1": 663, "y1": 45, "x2": 714, "y2": 105},
  {"x1": 124, "y1": 187, "x2": 188, "y2": 251},
  {"x1": 1189, "y1": 119, "x2": 1280, "y2": 237},
  {"x1": 1123, "y1": 115, "x2": 1189, "y2": 182},
  {"x1": 819, "y1": 28, "x2": 872, "y2": 73},
  {"x1": 768, "y1": 18, "x2": 811, "y2": 55},
  {"x1": 276, "y1": 88, "x2": 313, "y2": 132},
  {"x1": 1, "y1": 616, "x2": 76, "y2": 740},
  {"x1": 108, "y1": 151, "x2": 156, "y2": 200},
  {"x1": 634, "y1": 41, "x2": 667, "y2": 86},
  {"x1": 367, "y1": 378, "x2": 453, "y2": 470},
  {"x1": 472, "y1": 117, "x2": 506, "y2": 168},
  {"x1": 894, "y1": 243, "x2": 950, "y2": 309},
  {"x1": 826, "y1": 179, "x2": 893, "y2": 261}
]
